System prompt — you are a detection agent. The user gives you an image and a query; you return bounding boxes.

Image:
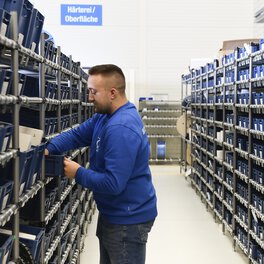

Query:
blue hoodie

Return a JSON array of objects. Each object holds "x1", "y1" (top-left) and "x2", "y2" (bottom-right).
[{"x1": 47, "y1": 101, "x2": 157, "y2": 224}]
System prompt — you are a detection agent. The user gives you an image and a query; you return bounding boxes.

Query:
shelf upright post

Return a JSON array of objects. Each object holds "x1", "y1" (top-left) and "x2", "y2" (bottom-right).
[
  {"x1": 69, "y1": 55, "x2": 73, "y2": 128},
  {"x1": 57, "y1": 46, "x2": 62, "y2": 133},
  {"x1": 76, "y1": 63, "x2": 82, "y2": 264},
  {"x1": 39, "y1": 32, "x2": 46, "y2": 264},
  {"x1": 10, "y1": 11, "x2": 20, "y2": 262},
  {"x1": 222, "y1": 59, "x2": 227, "y2": 234},
  {"x1": 213, "y1": 61, "x2": 217, "y2": 221},
  {"x1": 180, "y1": 75, "x2": 184, "y2": 173},
  {"x1": 247, "y1": 52, "x2": 253, "y2": 262},
  {"x1": 205, "y1": 67, "x2": 209, "y2": 211},
  {"x1": 232, "y1": 52, "x2": 238, "y2": 250},
  {"x1": 56, "y1": 46, "x2": 62, "y2": 263},
  {"x1": 184, "y1": 78, "x2": 188, "y2": 173}
]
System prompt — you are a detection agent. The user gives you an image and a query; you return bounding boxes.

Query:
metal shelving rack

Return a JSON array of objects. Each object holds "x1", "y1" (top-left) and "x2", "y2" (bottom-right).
[
  {"x1": 180, "y1": 73, "x2": 192, "y2": 175},
  {"x1": 138, "y1": 99, "x2": 181, "y2": 163},
  {"x1": 0, "y1": 8, "x2": 95, "y2": 264},
  {"x1": 183, "y1": 43, "x2": 264, "y2": 263}
]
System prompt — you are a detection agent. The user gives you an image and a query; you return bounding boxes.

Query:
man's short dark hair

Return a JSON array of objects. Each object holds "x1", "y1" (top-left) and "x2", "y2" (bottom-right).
[{"x1": 89, "y1": 64, "x2": 126, "y2": 92}]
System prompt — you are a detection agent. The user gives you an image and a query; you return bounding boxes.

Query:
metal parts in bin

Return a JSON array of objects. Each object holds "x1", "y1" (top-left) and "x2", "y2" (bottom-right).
[{"x1": 19, "y1": 224, "x2": 45, "y2": 264}]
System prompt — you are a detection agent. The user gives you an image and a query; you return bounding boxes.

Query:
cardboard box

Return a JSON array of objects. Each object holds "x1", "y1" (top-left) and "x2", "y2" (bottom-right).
[{"x1": 218, "y1": 38, "x2": 260, "y2": 65}]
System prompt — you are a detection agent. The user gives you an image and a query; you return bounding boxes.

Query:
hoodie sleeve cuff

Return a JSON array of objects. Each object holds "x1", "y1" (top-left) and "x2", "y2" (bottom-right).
[{"x1": 75, "y1": 166, "x2": 91, "y2": 189}]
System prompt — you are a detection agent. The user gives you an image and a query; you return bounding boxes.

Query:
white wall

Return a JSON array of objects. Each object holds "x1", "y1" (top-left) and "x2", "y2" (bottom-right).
[{"x1": 32, "y1": 0, "x2": 254, "y2": 102}]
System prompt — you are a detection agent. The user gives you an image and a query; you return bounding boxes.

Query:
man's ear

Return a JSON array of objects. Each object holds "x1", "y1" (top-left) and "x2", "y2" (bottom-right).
[{"x1": 110, "y1": 87, "x2": 117, "y2": 99}]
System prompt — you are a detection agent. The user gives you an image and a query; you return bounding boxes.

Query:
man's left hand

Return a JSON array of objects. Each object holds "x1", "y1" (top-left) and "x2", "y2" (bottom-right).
[{"x1": 64, "y1": 157, "x2": 81, "y2": 179}]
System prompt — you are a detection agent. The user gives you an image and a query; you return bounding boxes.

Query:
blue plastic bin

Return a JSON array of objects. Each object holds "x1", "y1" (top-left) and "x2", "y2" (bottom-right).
[
  {"x1": 0, "y1": 121, "x2": 13, "y2": 152},
  {"x1": 60, "y1": 52, "x2": 70, "y2": 70},
  {"x1": 18, "y1": 148, "x2": 35, "y2": 195},
  {"x1": 45, "y1": 155, "x2": 64, "y2": 177},
  {"x1": 0, "y1": 69, "x2": 12, "y2": 95},
  {"x1": 0, "y1": 8, "x2": 11, "y2": 37},
  {"x1": 0, "y1": 234, "x2": 14, "y2": 264},
  {"x1": 3, "y1": 0, "x2": 34, "y2": 47},
  {"x1": 25, "y1": 8, "x2": 44, "y2": 52},
  {"x1": 19, "y1": 224, "x2": 45, "y2": 263},
  {"x1": 49, "y1": 255, "x2": 58, "y2": 264},
  {"x1": 0, "y1": 69, "x2": 27, "y2": 96},
  {"x1": 26, "y1": 143, "x2": 45, "y2": 190},
  {"x1": 0, "y1": 178, "x2": 13, "y2": 212},
  {"x1": 256, "y1": 249, "x2": 264, "y2": 264},
  {"x1": 157, "y1": 140, "x2": 166, "y2": 159}
]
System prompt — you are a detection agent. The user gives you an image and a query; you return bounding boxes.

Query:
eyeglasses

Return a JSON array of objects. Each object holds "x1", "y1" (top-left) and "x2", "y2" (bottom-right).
[{"x1": 88, "y1": 88, "x2": 98, "y2": 95}]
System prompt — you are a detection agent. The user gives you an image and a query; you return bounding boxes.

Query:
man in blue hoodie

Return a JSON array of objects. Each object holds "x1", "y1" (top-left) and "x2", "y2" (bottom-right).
[{"x1": 45, "y1": 64, "x2": 157, "y2": 264}]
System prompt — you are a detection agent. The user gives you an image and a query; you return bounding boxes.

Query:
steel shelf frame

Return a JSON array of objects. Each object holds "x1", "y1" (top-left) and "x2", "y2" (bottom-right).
[
  {"x1": 139, "y1": 100, "x2": 182, "y2": 163},
  {"x1": 0, "y1": 13, "x2": 95, "y2": 264},
  {"x1": 183, "y1": 46, "x2": 264, "y2": 263}
]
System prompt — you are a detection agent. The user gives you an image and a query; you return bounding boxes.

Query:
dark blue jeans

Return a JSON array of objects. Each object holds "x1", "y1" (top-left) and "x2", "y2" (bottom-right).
[{"x1": 96, "y1": 215, "x2": 154, "y2": 264}]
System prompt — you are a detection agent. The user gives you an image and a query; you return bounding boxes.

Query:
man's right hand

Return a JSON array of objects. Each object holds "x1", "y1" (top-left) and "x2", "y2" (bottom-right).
[{"x1": 44, "y1": 149, "x2": 49, "y2": 155}]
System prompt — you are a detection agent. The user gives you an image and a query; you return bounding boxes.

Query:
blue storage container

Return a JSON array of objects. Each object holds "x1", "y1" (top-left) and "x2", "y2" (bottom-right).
[
  {"x1": 0, "y1": 148, "x2": 34, "y2": 196},
  {"x1": 60, "y1": 52, "x2": 70, "y2": 70},
  {"x1": 0, "y1": 8, "x2": 11, "y2": 37},
  {"x1": 0, "y1": 234, "x2": 14, "y2": 264},
  {"x1": 253, "y1": 118, "x2": 259, "y2": 131},
  {"x1": 46, "y1": 187, "x2": 58, "y2": 210},
  {"x1": 0, "y1": 69, "x2": 27, "y2": 96},
  {"x1": 0, "y1": 178, "x2": 13, "y2": 212},
  {"x1": 0, "y1": 121, "x2": 13, "y2": 152},
  {"x1": 24, "y1": 8, "x2": 44, "y2": 52},
  {"x1": 26, "y1": 143, "x2": 45, "y2": 190},
  {"x1": 252, "y1": 193, "x2": 258, "y2": 208},
  {"x1": 19, "y1": 224, "x2": 45, "y2": 263},
  {"x1": 0, "y1": 69, "x2": 11, "y2": 95},
  {"x1": 19, "y1": 148, "x2": 35, "y2": 195},
  {"x1": 49, "y1": 255, "x2": 58, "y2": 264},
  {"x1": 252, "y1": 93, "x2": 259, "y2": 105},
  {"x1": 44, "y1": 41, "x2": 57, "y2": 62},
  {"x1": 45, "y1": 155, "x2": 64, "y2": 177},
  {"x1": 19, "y1": 108, "x2": 58, "y2": 136},
  {"x1": 3, "y1": 0, "x2": 34, "y2": 47},
  {"x1": 157, "y1": 140, "x2": 166, "y2": 159},
  {"x1": 256, "y1": 249, "x2": 264, "y2": 264},
  {"x1": 259, "y1": 226, "x2": 264, "y2": 240}
]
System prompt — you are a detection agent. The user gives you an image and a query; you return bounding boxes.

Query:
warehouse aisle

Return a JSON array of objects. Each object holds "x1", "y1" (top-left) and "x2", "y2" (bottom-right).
[{"x1": 80, "y1": 165, "x2": 247, "y2": 264}]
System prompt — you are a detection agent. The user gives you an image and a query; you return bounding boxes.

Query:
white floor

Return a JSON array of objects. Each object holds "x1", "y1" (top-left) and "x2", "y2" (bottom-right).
[{"x1": 80, "y1": 165, "x2": 248, "y2": 264}]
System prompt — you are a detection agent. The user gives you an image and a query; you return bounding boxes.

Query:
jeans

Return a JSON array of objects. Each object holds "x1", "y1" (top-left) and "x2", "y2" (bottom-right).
[{"x1": 96, "y1": 215, "x2": 154, "y2": 264}]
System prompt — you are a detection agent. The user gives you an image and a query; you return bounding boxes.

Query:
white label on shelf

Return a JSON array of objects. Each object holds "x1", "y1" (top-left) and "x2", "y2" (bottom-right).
[
  {"x1": 0, "y1": 228, "x2": 36, "y2": 240},
  {"x1": 2, "y1": 194, "x2": 9, "y2": 211},
  {"x1": 252, "y1": 209, "x2": 258, "y2": 222},
  {"x1": 1, "y1": 81, "x2": 8, "y2": 95},
  {"x1": 32, "y1": 173, "x2": 37, "y2": 185},
  {"x1": 2, "y1": 137, "x2": 8, "y2": 152},
  {"x1": 217, "y1": 150, "x2": 223, "y2": 160},
  {"x1": 217, "y1": 131, "x2": 223, "y2": 141},
  {"x1": 19, "y1": 182, "x2": 25, "y2": 196},
  {"x1": 3, "y1": 251, "x2": 8, "y2": 264},
  {"x1": 18, "y1": 33, "x2": 24, "y2": 45},
  {"x1": 31, "y1": 42, "x2": 36, "y2": 52},
  {"x1": 18, "y1": 83, "x2": 23, "y2": 95},
  {"x1": 0, "y1": 23, "x2": 7, "y2": 36}
]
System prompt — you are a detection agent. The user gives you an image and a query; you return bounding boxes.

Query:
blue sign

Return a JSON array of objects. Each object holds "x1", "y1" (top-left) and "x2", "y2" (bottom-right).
[{"x1": 61, "y1": 4, "x2": 102, "y2": 26}]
